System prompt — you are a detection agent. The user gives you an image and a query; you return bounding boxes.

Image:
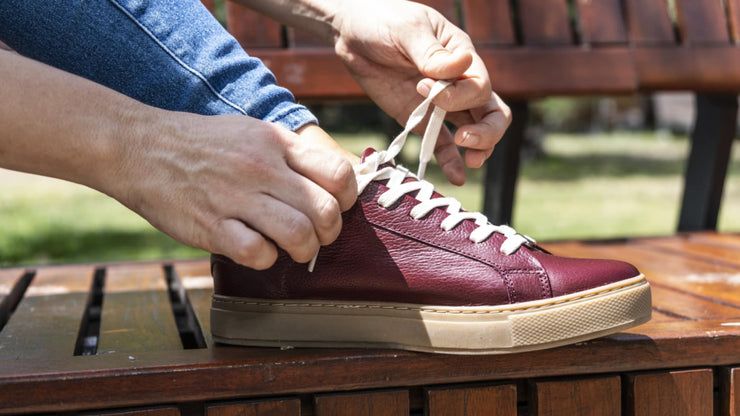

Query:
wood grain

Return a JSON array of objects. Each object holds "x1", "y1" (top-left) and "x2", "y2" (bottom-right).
[
  {"x1": 626, "y1": 369, "x2": 713, "y2": 416},
  {"x1": 173, "y1": 262, "x2": 213, "y2": 347},
  {"x1": 532, "y1": 376, "x2": 620, "y2": 416},
  {"x1": 518, "y1": 0, "x2": 572, "y2": 45},
  {"x1": 314, "y1": 390, "x2": 408, "y2": 416},
  {"x1": 0, "y1": 265, "x2": 94, "y2": 360},
  {"x1": 426, "y1": 384, "x2": 517, "y2": 416},
  {"x1": 98, "y1": 264, "x2": 181, "y2": 354},
  {"x1": 576, "y1": 0, "x2": 628, "y2": 44},
  {"x1": 721, "y1": 367, "x2": 740, "y2": 416},
  {"x1": 462, "y1": 0, "x2": 516, "y2": 45},
  {"x1": 675, "y1": 0, "x2": 730, "y2": 44},
  {"x1": 207, "y1": 398, "x2": 300, "y2": 416},
  {"x1": 624, "y1": 0, "x2": 675, "y2": 44}
]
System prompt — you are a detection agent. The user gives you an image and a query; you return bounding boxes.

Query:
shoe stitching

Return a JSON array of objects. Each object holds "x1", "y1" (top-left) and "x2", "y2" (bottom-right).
[{"x1": 212, "y1": 278, "x2": 645, "y2": 315}]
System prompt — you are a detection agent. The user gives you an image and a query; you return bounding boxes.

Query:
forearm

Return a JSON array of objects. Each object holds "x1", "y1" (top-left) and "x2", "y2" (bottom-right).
[
  {"x1": 233, "y1": 0, "x2": 344, "y2": 43},
  {"x1": 0, "y1": 50, "x2": 161, "y2": 192}
]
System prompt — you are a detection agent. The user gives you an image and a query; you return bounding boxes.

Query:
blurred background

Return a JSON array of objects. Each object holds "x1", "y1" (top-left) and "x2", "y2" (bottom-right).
[{"x1": 2, "y1": 92, "x2": 739, "y2": 267}]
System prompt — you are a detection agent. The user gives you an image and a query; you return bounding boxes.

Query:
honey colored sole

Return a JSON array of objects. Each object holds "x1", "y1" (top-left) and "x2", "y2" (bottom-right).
[{"x1": 210, "y1": 275, "x2": 651, "y2": 355}]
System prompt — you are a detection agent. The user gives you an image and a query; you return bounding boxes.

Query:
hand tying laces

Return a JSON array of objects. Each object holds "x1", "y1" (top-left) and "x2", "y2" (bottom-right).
[{"x1": 309, "y1": 80, "x2": 534, "y2": 271}]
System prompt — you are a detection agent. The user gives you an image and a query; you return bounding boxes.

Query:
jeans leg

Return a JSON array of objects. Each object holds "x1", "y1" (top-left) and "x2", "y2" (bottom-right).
[{"x1": 0, "y1": 0, "x2": 316, "y2": 130}]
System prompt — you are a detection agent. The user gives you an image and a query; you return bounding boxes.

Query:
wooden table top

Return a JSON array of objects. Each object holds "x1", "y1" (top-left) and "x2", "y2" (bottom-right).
[{"x1": 1, "y1": 231, "x2": 739, "y2": 414}]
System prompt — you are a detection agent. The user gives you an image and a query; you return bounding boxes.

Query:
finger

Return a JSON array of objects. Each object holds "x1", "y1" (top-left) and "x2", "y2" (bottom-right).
[
  {"x1": 433, "y1": 126, "x2": 466, "y2": 185},
  {"x1": 402, "y1": 26, "x2": 472, "y2": 81},
  {"x1": 463, "y1": 148, "x2": 491, "y2": 169},
  {"x1": 416, "y1": 53, "x2": 491, "y2": 111},
  {"x1": 454, "y1": 92, "x2": 512, "y2": 154},
  {"x1": 241, "y1": 195, "x2": 322, "y2": 264},
  {"x1": 285, "y1": 140, "x2": 358, "y2": 212},
  {"x1": 212, "y1": 218, "x2": 278, "y2": 270}
]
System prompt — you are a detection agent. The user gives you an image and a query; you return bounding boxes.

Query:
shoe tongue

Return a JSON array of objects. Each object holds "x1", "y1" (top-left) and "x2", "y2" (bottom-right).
[
  {"x1": 361, "y1": 147, "x2": 396, "y2": 170},
  {"x1": 360, "y1": 148, "x2": 377, "y2": 163}
]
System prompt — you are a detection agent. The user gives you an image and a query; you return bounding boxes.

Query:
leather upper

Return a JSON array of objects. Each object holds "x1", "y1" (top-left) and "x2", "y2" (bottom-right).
[{"x1": 212, "y1": 173, "x2": 640, "y2": 307}]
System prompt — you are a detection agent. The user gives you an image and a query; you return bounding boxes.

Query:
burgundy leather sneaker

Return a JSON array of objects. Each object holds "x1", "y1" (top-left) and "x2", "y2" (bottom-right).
[{"x1": 211, "y1": 81, "x2": 651, "y2": 354}]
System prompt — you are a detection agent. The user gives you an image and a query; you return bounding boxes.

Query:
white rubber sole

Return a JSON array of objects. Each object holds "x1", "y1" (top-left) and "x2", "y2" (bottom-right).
[{"x1": 211, "y1": 275, "x2": 651, "y2": 355}]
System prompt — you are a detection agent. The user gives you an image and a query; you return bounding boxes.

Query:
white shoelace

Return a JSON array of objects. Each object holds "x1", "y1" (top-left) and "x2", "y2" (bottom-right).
[{"x1": 308, "y1": 80, "x2": 534, "y2": 271}]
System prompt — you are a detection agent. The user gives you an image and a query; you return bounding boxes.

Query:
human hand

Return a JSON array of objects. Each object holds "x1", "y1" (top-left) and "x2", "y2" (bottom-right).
[
  {"x1": 331, "y1": 0, "x2": 511, "y2": 185},
  {"x1": 112, "y1": 114, "x2": 357, "y2": 270}
]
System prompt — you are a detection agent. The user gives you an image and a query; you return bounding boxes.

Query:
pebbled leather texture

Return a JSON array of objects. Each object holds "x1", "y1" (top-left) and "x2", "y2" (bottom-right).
[{"x1": 212, "y1": 157, "x2": 640, "y2": 307}]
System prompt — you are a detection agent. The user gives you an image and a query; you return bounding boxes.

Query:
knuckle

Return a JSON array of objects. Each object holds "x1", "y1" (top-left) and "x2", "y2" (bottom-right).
[
  {"x1": 232, "y1": 239, "x2": 276, "y2": 270},
  {"x1": 315, "y1": 197, "x2": 342, "y2": 244}
]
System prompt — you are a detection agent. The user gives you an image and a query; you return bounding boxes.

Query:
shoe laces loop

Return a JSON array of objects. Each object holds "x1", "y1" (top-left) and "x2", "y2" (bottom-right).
[{"x1": 310, "y1": 80, "x2": 534, "y2": 272}]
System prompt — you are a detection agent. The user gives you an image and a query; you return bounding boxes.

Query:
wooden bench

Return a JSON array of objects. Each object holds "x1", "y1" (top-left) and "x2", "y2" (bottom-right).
[
  {"x1": 2, "y1": 232, "x2": 740, "y2": 415},
  {"x1": 2, "y1": 1, "x2": 740, "y2": 415},
  {"x1": 210, "y1": 0, "x2": 739, "y2": 232}
]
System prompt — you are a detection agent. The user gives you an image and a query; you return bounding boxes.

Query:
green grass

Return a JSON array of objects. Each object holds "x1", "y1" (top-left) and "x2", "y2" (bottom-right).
[{"x1": 1, "y1": 131, "x2": 738, "y2": 267}]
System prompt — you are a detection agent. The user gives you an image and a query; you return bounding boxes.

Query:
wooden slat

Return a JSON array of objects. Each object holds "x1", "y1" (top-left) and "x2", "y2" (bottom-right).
[
  {"x1": 480, "y1": 48, "x2": 636, "y2": 98},
  {"x1": 226, "y1": 2, "x2": 283, "y2": 49},
  {"x1": 90, "y1": 407, "x2": 180, "y2": 416},
  {"x1": 728, "y1": 0, "x2": 740, "y2": 43},
  {"x1": 173, "y1": 261, "x2": 214, "y2": 347},
  {"x1": 314, "y1": 390, "x2": 408, "y2": 416},
  {"x1": 626, "y1": 369, "x2": 714, "y2": 415},
  {"x1": 576, "y1": 0, "x2": 628, "y2": 44},
  {"x1": 98, "y1": 264, "x2": 181, "y2": 354},
  {"x1": 545, "y1": 240, "x2": 740, "y2": 318},
  {"x1": 462, "y1": 0, "x2": 516, "y2": 46},
  {"x1": 532, "y1": 376, "x2": 621, "y2": 416},
  {"x1": 207, "y1": 398, "x2": 300, "y2": 416},
  {"x1": 425, "y1": 384, "x2": 517, "y2": 416},
  {"x1": 0, "y1": 266, "x2": 94, "y2": 360},
  {"x1": 650, "y1": 283, "x2": 740, "y2": 321},
  {"x1": 518, "y1": 0, "x2": 572, "y2": 45},
  {"x1": 675, "y1": 0, "x2": 730, "y2": 44},
  {"x1": 0, "y1": 267, "x2": 26, "y2": 327},
  {"x1": 624, "y1": 0, "x2": 675, "y2": 44},
  {"x1": 640, "y1": 235, "x2": 740, "y2": 267},
  {"x1": 721, "y1": 367, "x2": 740, "y2": 416}
]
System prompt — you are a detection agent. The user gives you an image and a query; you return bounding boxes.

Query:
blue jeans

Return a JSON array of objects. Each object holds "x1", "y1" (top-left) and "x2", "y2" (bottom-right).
[{"x1": 0, "y1": 0, "x2": 317, "y2": 130}]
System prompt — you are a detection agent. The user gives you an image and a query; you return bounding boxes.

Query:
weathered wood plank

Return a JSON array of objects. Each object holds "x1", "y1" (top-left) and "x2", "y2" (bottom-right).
[
  {"x1": 425, "y1": 384, "x2": 517, "y2": 416},
  {"x1": 207, "y1": 398, "x2": 300, "y2": 416},
  {"x1": 314, "y1": 390, "x2": 408, "y2": 416},
  {"x1": 518, "y1": 0, "x2": 572, "y2": 45},
  {"x1": 87, "y1": 407, "x2": 180, "y2": 416},
  {"x1": 480, "y1": 48, "x2": 636, "y2": 98},
  {"x1": 98, "y1": 264, "x2": 182, "y2": 354},
  {"x1": 675, "y1": 0, "x2": 730, "y2": 44},
  {"x1": 626, "y1": 369, "x2": 714, "y2": 415},
  {"x1": 721, "y1": 367, "x2": 740, "y2": 416},
  {"x1": 576, "y1": 0, "x2": 628, "y2": 44},
  {"x1": 0, "y1": 266, "x2": 94, "y2": 360},
  {"x1": 532, "y1": 376, "x2": 621, "y2": 416},
  {"x1": 624, "y1": 0, "x2": 675, "y2": 44},
  {"x1": 0, "y1": 267, "x2": 27, "y2": 328},
  {"x1": 173, "y1": 261, "x2": 214, "y2": 347},
  {"x1": 462, "y1": 0, "x2": 516, "y2": 46},
  {"x1": 226, "y1": 2, "x2": 283, "y2": 49},
  {"x1": 635, "y1": 46, "x2": 740, "y2": 91}
]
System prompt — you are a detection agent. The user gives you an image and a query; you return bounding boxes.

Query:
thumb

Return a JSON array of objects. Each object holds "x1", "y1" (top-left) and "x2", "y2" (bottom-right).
[{"x1": 404, "y1": 33, "x2": 473, "y2": 80}]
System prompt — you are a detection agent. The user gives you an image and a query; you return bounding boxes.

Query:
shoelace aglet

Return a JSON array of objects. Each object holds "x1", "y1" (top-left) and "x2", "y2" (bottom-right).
[{"x1": 308, "y1": 251, "x2": 318, "y2": 272}]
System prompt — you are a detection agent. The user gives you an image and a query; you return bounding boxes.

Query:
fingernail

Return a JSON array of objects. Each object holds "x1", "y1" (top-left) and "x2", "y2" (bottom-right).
[
  {"x1": 417, "y1": 81, "x2": 432, "y2": 97},
  {"x1": 462, "y1": 131, "x2": 480, "y2": 146}
]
